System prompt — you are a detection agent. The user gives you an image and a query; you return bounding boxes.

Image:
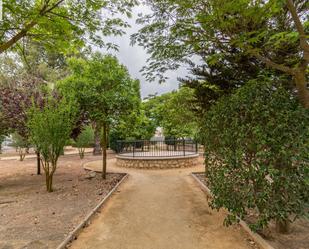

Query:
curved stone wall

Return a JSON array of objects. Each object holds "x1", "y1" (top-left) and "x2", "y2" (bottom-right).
[{"x1": 116, "y1": 154, "x2": 199, "y2": 169}]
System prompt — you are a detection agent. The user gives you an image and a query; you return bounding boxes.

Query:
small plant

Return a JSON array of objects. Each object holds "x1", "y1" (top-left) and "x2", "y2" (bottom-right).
[
  {"x1": 28, "y1": 96, "x2": 76, "y2": 192},
  {"x1": 75, "y1": 126, "x2": 94, "y2": 159},
  {"x1": 11, "y1": 132, "x2": 30, "y2": 161}
]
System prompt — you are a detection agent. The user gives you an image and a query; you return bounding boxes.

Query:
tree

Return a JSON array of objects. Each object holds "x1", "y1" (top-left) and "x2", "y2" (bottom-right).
[
  {"x1": 202, "y1": 79, "x2": 309, "y2": 233},
  {"x1": 0, "y1": 107, "x2": 9, "y2": 154},
  {"x1": 11, "y1": 132, "x2": 30, "y2": 161},
  {"x1": 0, "y1": 0, "x2": 137, "y2": 54},
  {"x1": 0, "y1": 75, "x2": 46, "y2": 147},
  {"x1": 160, "y1": 87, "x2": 198, "y2": 138},
  {"x1": 133, "y1": 0, "x2": 309, "y2": 108},
  {"x1": 75, "y1": 125, "x2": 94, "y2": 159},
  {"x1": 59, "y1": 53, "x2": 139, "y2": 179},
  {"x1": 27, "y1": 96, "x2": 77, "y2": 192},
  {"x1": 142, "y1": 87, "x2": 199, "y2": 139}
]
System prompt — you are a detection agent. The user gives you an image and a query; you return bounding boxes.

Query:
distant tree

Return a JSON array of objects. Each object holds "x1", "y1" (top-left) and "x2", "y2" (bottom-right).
[
  {"x1": 59, "y1": 53, "x2": 139, "y2": 179},
  {"x1": 0, "y1": 108, "x2": 9, "y2": 154},
  {"x1": 143, "y1": 87, "x2": 198, "y2": 139},
  {"x1": 28, "y1": 96, "x2": 77, "y2": 192},
  {"x1": 0, "y1": 0, "x2": 137, "y2": 54},
  {"x1": 202, "y1": 79, "x2": 309, "y2": 233},
  {"x1": 0, "y1": 75, "x2": 46, "y2": 157},
  {"x1": 75, "y1": 126, "x2": 94, "y2": 159},
  {"x1": 11, "y1": 132, "x2": 30, "y2": 161},
  {"x1": 160, "y1": 87, "x2": 199, "y2": 138}
]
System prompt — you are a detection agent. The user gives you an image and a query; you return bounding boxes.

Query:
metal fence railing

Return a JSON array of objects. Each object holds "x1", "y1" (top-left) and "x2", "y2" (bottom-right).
[{"x1": 116, "y1": 139, "x2": 198, "y2": 157}]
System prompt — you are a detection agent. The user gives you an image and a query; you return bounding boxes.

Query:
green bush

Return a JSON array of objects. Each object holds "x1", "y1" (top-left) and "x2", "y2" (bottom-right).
[
  {"x1": 11, "y1": 132, "x2": 30, "y2": 161},
  {"x1": 28, "y1": 97, "x2": 77, "y2": 192},
  {"x1": 75, "y1": 126, "x2": 94, "y2": 159},
  {"x1": 202, "y1": 79, "x2": 309, "y2": 232}
]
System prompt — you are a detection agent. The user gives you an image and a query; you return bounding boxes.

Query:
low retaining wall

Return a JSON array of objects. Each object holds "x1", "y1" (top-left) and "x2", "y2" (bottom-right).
[{"x1": 116, "y1": 154, "x2": 199, "y2": 169}]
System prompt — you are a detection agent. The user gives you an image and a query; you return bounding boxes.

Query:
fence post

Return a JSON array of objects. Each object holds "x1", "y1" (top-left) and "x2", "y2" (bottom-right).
[
  {"x1": 183, "y1": 138, "x2": 185, "y2": 156},
  {"x1": 133, "y1": 141, "x2": 135, "y2": 157},
  {"x1": 195, "y1": 141, "x2": 198, "y2": 154}
]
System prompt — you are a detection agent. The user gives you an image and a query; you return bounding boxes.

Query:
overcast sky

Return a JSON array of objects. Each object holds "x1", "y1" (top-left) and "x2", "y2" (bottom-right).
[{"x1": 99, "y1": 5, "x2": 189, "y2": 98}]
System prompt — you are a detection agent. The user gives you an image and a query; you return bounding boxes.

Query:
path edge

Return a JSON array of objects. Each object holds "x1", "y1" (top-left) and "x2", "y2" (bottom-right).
[
  {"x1": 56, "y1": 173, "x2": 129, "y2": 249},
  {"x1": 191, "y1": 172, "x2": 275, "y2": 249}
]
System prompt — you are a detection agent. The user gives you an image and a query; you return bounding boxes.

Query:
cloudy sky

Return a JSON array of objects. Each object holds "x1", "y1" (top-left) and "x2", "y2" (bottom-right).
[{"x1": 99, "y1": 5, "x2": 189, "y2": 98}]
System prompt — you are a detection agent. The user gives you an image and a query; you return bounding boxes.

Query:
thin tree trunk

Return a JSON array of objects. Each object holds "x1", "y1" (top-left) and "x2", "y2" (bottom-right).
[
  {"x1": 37, "y1": 152, "x2": 41, "y2": 175},
  {"x1": 78, "y1": 147, "x2": 85, "y2": 159},
  {"x1": 93, "y1": 124, "x2": 102, "y2": 155},
  {"x1": 47, "y1": 175, "x2": 53, "y2": 192},
  {"x1": 102, "y1": 123, "x2": 107, "y2": 179}
]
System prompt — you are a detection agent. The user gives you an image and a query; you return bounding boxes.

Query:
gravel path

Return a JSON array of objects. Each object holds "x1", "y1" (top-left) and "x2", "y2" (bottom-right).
[{"x1": 70, "y1": 158, "x2": 258, "y2": 249}]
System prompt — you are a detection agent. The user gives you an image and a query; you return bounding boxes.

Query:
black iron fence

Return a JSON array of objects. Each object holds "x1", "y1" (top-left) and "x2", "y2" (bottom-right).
[{"x1": 116, "y1": 139, "x2": 198, "y2": 157}]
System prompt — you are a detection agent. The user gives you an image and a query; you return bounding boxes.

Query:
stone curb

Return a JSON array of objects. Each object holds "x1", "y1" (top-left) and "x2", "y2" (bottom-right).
[
  {"x1": 56, "y1": 173, "x2": 129, "y2": 249},
  {"x1": 191, "y1": 172, "x2": 275, "y2": 249}
]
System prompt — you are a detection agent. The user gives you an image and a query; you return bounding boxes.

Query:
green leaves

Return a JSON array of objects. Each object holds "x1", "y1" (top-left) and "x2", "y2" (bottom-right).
[
  {"x1": 202, "y1": 78, "x2": 309, "y2": 231},
  {"x1": 27, "y1": 95, "x2": 77, "y2": 162},
  {"x1": 58, "y1": 52, "x2": 140, "y2": 131},
  {"x1": 0, "y1": 0, "x2": 137, "y2": 54}
]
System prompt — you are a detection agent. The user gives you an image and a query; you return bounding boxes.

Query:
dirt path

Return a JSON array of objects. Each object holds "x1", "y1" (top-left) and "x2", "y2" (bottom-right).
[{"x1": 70, "y1": 159, "x2": 258, "y2": 249}]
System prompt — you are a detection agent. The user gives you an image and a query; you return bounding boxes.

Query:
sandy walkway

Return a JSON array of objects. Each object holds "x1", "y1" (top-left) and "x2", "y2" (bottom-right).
[{"x1": 70, "y1": 158, "x2": 258, "y2": 249}]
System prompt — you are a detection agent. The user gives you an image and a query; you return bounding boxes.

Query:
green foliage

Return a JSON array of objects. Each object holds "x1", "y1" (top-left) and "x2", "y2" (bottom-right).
[
  {"x1": 143, "y1": 87, "x2": 199, "y2": 139},
  {"x1": 59, "y1": 53, "x2": 139, "y2": 126},
  {"x1": 11, "y1": 132, "x2": 30, "y2": 161},
  {"x1": 58, "y1": 52, "x2": 139, "y2": 178},
  {"x1": 75, "y1": 126, "x2": 94, "y2": 159},
  {"x1": 0, "y1": 0, "x2": 137, "y2": 54},
  {"x1": 27, "y1": 96, "x2": 77, "y2": 192},
  {"x1": 202, "y1": 79, "x2": 309, "y2": 231},
  {"x1": 133, "y1": 0, "x2": 309, "y2": 108}
]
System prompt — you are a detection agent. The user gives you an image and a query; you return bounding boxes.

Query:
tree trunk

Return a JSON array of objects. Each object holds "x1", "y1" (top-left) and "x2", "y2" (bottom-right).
[
  {"x1": 276, "y1": 219, "x2": 290, "y2": 233},
  {"x1": 294, "y1": 71, "x2": 309, "y2": 109},
  {"x1": 93, "y1": 124, "x2": 102, "y2": 155},
  {"x1": 78, "y1": 147, "x2": 85, "y2": 159},
  {"x1": 46, "y1": 174, "x2": 53, "y2": 192},
  {"x1": 102, "y1": 123, "x2": 107, "y2": 179},
  {"x1": 37, "y1": 152, "x2": 41, "y2": 175}
]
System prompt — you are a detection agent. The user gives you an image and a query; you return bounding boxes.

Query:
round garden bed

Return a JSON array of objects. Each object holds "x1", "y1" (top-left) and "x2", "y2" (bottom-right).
[{"x1": 116, "y1": 139, "x2": 199, "y2": 169}]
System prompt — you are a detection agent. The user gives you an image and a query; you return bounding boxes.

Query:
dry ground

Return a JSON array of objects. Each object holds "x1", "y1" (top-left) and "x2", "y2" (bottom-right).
[
  {"x1": 0, "y1": 152, "x2": 125, "y2": 249},
  {"x1": 194, "y1": 173, "x2": 309, "y2": 249},
  {"x1": 70, "y1": 157, "x2": 259, "y2": 249}
]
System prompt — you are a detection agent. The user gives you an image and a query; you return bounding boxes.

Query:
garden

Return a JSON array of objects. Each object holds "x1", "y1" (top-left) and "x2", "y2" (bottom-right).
[{"x1": 0, "y1": 0, "x2": 308, "y2": 249}]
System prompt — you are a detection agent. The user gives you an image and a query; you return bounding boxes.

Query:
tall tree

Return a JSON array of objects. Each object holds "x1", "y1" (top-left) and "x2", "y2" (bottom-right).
[
  {"x1": 59, "y1": 53, "x2": 140, "y2": 179},
  {"x1": 133, "y1": 0, "x2": 309, "y2": 108},
  {"x1": 0, "y1": 0, "x2": 137, "y2": 54}
]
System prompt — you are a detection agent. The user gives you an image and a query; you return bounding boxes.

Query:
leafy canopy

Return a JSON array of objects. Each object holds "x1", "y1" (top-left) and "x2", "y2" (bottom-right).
[
  {"x1": 133, "y1": 0, "x2": 309, "y2": 107},
  {"x1": 202, "y1": 78, "x2": 309, "y2": 230},
  {"x1": 1, "y1": 0, "x2": 137, "y2": 54}
]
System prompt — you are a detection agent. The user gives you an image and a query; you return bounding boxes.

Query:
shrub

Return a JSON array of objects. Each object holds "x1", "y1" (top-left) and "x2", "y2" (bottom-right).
[
  {"x1": 202, "y1": 80, "x2": 309, "y2": 233},
  {"x1": 11, "y1": 132, "x2": 30, "y2": 161},
  {"x1": 28, "y1": 97, "x2": 76, "y2": 192},
  {"x1": 75, "y1": 126, "x2": 94, "y2": 159}
]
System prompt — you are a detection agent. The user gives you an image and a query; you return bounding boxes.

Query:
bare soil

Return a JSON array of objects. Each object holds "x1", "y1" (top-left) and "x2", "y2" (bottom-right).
[
  {"x1": 194, "y1": 172, "x2": 309, "y2": 249},
  {"x1": 70, "y1": 158, "x2": 259, "y2": 249},
  {"x1": 0, "y1": 153, "x2": 125, "y2": 249}
]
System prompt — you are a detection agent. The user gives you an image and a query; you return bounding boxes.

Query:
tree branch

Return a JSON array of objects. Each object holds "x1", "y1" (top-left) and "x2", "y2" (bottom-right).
[
  {"x1": 0, "y1": 0, "x2": 66, "y2": 54},
  {"x1": 286, "y1": 0, "x2": 309, "y2": 61},
  {"x1": 249, "y1": 50, "x2": 295, "y2": 75}
]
